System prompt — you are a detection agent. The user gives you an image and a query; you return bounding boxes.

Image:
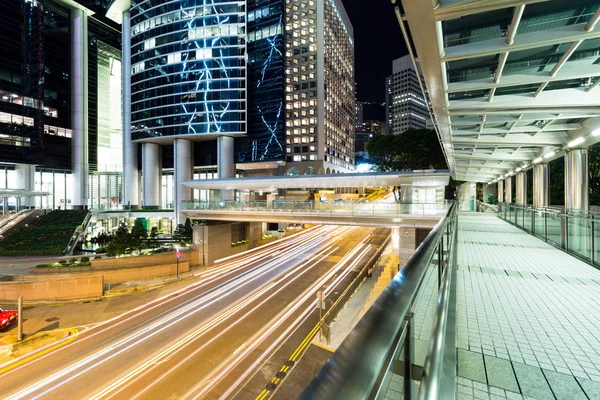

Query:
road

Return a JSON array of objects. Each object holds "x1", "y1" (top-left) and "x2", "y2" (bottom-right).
[{"x1": 0, "y1": 225, "x2": 388, "y2": 399}]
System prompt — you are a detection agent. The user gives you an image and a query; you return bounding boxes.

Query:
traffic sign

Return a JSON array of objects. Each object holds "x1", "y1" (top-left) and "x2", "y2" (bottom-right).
[{"x1": 176, "y1": 251, "x2": 183, "y2": 259}]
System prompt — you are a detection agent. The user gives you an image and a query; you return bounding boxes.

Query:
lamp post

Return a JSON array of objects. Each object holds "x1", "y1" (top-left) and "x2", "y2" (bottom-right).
[{"x1": 175, "y1": 244, "x2": 182, "y2": 279}]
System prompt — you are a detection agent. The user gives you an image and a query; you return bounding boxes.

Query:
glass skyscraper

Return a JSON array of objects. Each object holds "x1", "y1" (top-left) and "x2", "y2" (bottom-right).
[{"x1": 129, "y1": 1, "x2": 247, "y2": 140}]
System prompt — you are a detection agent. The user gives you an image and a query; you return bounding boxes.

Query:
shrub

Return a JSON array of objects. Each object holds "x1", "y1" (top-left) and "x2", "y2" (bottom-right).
[
  {"x1": 36, "y1": 264, "x2": 51, "y2": 268},
  {"x1": 70, "y1": 258, "x2": 78, "y2": 264},
  {"x1": 80, "y1": 256, "x2": 90, "y2": 262},
  {"x1": 94, "y1": 255, "x2": 102, "y2": 260},
  {"x1": 58, "y1": 259, "x2": 67, "y2": 265},
  {"x1": 96, "y1": 246, "x2": 107, "y2": 253}
]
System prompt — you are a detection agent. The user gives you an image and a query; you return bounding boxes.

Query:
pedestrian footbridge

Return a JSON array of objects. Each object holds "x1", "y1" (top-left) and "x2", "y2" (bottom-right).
[{"x1": 182, "y1": 200, "x2": 450, "y2": 228}]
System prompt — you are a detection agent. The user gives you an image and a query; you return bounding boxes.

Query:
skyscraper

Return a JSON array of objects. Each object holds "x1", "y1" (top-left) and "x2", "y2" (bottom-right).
[
  {"x1": 284, "y1": 0, "x2": 355, "y2": 175},
  {"x1": 385, "y1": 55, "x2": 429, "y2": 135}
]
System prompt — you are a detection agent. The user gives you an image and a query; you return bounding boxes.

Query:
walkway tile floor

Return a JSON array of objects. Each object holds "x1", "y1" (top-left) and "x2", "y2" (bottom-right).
[{"x1": 456, "y1": 214, "x2": 600, "y2": 400}]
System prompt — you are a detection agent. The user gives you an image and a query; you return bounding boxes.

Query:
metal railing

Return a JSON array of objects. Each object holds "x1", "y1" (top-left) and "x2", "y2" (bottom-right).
[
  {"x1": 181, "y1": 200, "x2": 451, "y2": 217},
  {"x1": 499, "y1": 203, "x2": 600, "y2": 266},
  {"x1": 298, "y1": 202, "x2": 458, "y2": 400}
]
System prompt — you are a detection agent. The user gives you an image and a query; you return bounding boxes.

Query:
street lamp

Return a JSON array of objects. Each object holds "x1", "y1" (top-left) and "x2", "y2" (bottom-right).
[{"x1": 175, "y1": 244, "x2": 180, "y2": 279}]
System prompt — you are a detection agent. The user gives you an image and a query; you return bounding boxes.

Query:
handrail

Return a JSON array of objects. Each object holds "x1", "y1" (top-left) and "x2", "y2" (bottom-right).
[{"x1": 298, "y1": 202, "x2": 457, "y2": 399}]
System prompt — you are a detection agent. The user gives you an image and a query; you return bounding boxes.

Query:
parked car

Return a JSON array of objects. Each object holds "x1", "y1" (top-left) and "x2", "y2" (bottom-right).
[{"x1": 0, "y1": 307, "x2": 18, "y2": 330}]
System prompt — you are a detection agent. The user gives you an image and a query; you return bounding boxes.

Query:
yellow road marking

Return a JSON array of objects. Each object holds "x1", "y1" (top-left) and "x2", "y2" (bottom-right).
[
  {"x1": 0, "y1": 328, "x2": 79, "y2": 375},
  {"x1": 311, "y1": 342, "x2": 334, "y2": 353}
]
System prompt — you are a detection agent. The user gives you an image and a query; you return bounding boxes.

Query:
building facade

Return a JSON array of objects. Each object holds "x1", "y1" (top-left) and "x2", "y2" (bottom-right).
[
  {"x1": 385, "y1": 55, "x2": 429, "y2": 135},
  {"x1": 0, "y1": 0, "x2": 122, "y2": 211},
  {"x1": 284, "y1": 0, "x2": 355, "y2": 175}
]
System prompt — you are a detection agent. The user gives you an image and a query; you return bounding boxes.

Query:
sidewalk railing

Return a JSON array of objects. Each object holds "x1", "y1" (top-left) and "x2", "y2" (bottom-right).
[
  {"x1": 498, "y1": 203, "x2": 599, "y2": 266},
  {"x1": 299, "y1": 202, "x2": 458, "y2": 400},
  {"x1": 181, "y1": 200, "x2": 450, "y2": 217}
]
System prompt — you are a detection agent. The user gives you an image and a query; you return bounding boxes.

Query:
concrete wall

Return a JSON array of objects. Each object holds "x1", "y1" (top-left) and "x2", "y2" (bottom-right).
[
  {"x1": 91, "y1": 251, "x2": 199, "y2": 269},
  {"x1": 193, "y1": 221, "x2": 267, "y2": 264},
  {"x1": 0, "y1": 276, "x2": 103, "y2": 301},
  {"x1": 28, "y1": 263, "x2": 189, "y2": 285}
]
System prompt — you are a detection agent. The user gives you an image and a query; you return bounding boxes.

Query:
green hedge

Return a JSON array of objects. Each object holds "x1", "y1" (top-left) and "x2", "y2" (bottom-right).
[{"x1": 0, "y1": 210, "x2": 87, "y2": 256}]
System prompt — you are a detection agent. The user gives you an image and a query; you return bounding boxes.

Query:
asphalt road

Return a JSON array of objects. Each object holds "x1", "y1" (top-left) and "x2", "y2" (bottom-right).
[{"x1": 0, "y1": 225, "x2": 388, "y2": 400}]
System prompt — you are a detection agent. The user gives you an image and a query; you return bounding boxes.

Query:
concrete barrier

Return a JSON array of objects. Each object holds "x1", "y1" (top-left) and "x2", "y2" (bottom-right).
[
  {"x1": 0, "y1": 276, "x2": 103, "y2": 301},
  {"x1": 90, "y1": 251, "x2": 198, "y2": 269},
  {"x1": 25, "y1": 262, "x2": 190, "y2": 285}
]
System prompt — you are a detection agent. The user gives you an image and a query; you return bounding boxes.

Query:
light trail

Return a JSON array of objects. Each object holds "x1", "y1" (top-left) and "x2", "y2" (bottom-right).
[
  {"x1": 189, "y1": 240, "x2": 374, "y2": 399},
  {"x1": 4, "y1": 226, "x2": 351, "y2": 400},
  {"x1": 0, "y1": 225, "x2": 331, "y2": 379}
]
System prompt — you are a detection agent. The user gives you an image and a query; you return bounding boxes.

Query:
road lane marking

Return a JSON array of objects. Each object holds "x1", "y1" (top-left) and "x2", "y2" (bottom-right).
[{"x1": 0, "y1": 328, "x2": 79, "y2": 375}]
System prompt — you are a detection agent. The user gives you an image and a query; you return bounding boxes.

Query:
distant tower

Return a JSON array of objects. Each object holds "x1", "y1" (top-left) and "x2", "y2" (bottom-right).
[{"x1": 385, "y1": 55, "x2": 428, "y2": 135}]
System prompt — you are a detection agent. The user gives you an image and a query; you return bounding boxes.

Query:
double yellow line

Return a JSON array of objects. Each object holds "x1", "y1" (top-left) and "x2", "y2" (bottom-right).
[
  {"x1": 255, "y1": 322, "x2": 322, "y2": 400},
  {"x1": 0, "y1": 328, "x2": 79, "y2": 375}
]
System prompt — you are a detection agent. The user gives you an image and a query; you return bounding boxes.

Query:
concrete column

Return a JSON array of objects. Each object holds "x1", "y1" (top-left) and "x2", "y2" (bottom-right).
[
  {"x1": 2, "y1": 197, "x2": 6, "y2": 215},
  {"x1": 174, "y1": 138, "x2": 193, "y2": 224},
  {"x1": 515, "y1": 172, "x2": 527, "y2": 205},
  {"x1": 497, "y1": 180, "x2": 504, "y2": 203},
  {"x1": 565, "y1": 149, "x2": 589, "y2": 211},
  {"x1": 505, "y1": 177, "x2": 512, "y2": 203},
  {"x1": 398, "y1": 226, "x2": 417, "y2": 268},
  {"x1": 533, "y1": 163, "x2": 549, "y2": 208},
  {"x1": 142, "y1": 143, "x2": 161, "y2": 209},
  {"x1": 121, "y1": 10, "x2": 139, "y2": 210},
  {"x1": 15, "y1": 164, "x2": 35, "y2": 208},
  {"x1": 70, "y1": 8, "x2": 89, "y2": 209},
  {"x1": 217, "y1": 136, "x2": 235, "y2": 201}
]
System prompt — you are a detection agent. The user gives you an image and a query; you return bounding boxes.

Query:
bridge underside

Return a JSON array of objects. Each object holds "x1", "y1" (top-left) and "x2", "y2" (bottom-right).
[{"x1": 182, "y1": 210, "x2": 443, "y2": 228}]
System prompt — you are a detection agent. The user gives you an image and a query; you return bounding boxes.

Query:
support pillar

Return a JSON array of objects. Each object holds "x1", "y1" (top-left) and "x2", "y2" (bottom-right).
[
  {"x1": 565, "y1": 148, "x2": 588, "y2": 211},
  {"x1": 174, "y1": 138, "x2": 193, "y2": 224},
  {"x1": 533, "y1": 163, "x2": 549, "y2": 208},
  {"x1": 505, "y1": 177, "x2": 512, "y2": 203},
  {"x1": 142, "y1": 143, "x2": 161, "y2": 209},
  {"x1": 121, "y1": 10, "x2": 139, "y2": 210},
  {"x1": 15, "y1": 164, "x2": 35, "y2": 208},
  {"x1": 217, "y1": 136, "x2": 235, "y2": 201},
  {"x1": 498, "y1": 180, "x2": 504, "y2": 203},
  {"x1": 515, "y1": 172, "x2": 527, "y2": 205},
  {"x1": 70, "y1": 8, "x2": 89, "y2": 210}
]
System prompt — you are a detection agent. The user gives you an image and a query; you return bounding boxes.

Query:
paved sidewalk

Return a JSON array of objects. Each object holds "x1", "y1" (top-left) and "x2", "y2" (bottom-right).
[
  {"x1": 313, "y1": 246, "x2": 399, "y2": 351},
  {"x1": 455, "y1": 214, "x2": 600, "y2": 400}
]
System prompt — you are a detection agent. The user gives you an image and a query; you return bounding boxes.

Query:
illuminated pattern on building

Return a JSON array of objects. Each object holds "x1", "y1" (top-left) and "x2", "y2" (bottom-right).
[
  {"x1": 285, "y1": 0, "x2": 354, "y2": 172},
  {"x1": 129, "y1": 0, "x2": 246, "y2": 140},
  {"x1": 239, "y1": 0, "x2": 285, "y2": 162}
]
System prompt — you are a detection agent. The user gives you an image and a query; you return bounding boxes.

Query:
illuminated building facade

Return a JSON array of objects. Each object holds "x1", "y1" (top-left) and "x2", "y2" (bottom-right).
[
  {"x1": 284, "y1": 0, "x2": 354, "y2": 175},
  {"x1": 385, "y1": 55, "x2": 429, "y2": 135}
]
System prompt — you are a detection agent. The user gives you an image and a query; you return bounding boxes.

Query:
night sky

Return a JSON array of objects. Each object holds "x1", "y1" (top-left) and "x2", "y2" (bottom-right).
[{"x1": 341, "y1": 0, "x2": 408, "y2": 103}]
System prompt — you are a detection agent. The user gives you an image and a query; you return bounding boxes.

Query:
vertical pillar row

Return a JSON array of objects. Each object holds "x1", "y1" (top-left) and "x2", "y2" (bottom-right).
[
  {"x1": 565, "y1": 149, "x2": 589, "y2": 211},
  {"x1": 121, "y1": 10, "x2": 139, "y2": 210},
  {"x1": 533, "y1": 163, "x2": 549, "y2": 208},
  {"x1": 174, "y1": 138, "x2": 193, "y2": 224},
  {"x1": 515, "y1": 171, "x2": 527, "y2": 205},
  {"x1": 70, "y1": 8, "x2": 89, "y2": 209},
  {"x1": 217, "y1": 136, "x2": 235, "y2": 201},
  {"x1": 498, "y1": 180, "x2": 504, "y2": 203},
  {"x1": 142, "y1": 143, "x2": 161, "y2": 209},
  {"x1": 505, "y1": 176, "x2": 512, "y2": 204}
]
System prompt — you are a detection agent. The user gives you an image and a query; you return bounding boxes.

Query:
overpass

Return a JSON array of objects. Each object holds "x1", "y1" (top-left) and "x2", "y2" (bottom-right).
[{"x1": 181, "y1": 200, "x2": 449, "y2": 228}]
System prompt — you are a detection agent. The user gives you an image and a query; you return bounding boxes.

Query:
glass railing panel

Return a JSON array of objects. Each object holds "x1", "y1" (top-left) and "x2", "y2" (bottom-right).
[
  {"x1": 594, "y1": 217, "x2": 600, "y2": 266},
  {"x1": 567, "y1": 215, "x2": 590, "y2": 261},
  {"x1": 523, "y1": 209, "x2": 532, "y2": 233},
  {"x1": 534, "y1": 210, "x2": 546, "y2": 239},
  {"x1": 546, "y1": 212, "x2": 562, "y2": 246}
]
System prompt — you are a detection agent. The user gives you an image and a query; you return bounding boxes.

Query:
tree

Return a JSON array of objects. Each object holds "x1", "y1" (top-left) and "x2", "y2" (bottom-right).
[
  {"x1": 106, "y1": 223, "x2": 133, "y2": 257},
  {"x1": 173, "y1": 218, "x2": 194, "y2": 246},
  {"x1": 589, "y1": 143, "x2": 600, "y2": 206},
  {"x1": 367, "y1": 129, "x2": 447, "y2": 172},
  {"x1": 130, "y1": 218, "x2": 148, "y2": 251},
  {"x1": 148, "y1": 226, "x2": 159, "y2": 251}
]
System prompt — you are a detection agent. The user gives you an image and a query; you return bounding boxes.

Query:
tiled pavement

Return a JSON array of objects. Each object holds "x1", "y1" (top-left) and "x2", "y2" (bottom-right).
[{"x1": 456, "y1": 214, "x2": 600, "y2": 400}]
